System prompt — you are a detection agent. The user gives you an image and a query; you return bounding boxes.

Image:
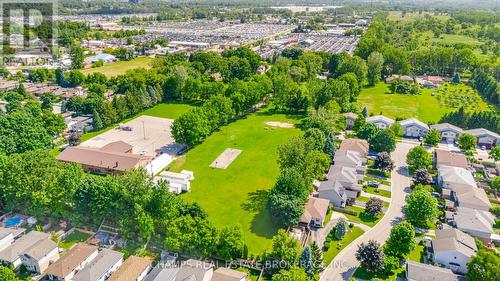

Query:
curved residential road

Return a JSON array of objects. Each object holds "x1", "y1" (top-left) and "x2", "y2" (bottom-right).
[{"x1": 320, "y1": 141, "x2": 416, "y2": 281}]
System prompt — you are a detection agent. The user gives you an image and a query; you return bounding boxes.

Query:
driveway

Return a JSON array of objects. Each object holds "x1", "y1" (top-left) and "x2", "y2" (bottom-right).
[{"x1": 320, "y1": 142, "x2": 416, "y2": 281}]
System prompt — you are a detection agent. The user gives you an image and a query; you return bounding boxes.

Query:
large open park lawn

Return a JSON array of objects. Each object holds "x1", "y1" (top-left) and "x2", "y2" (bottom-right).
[
  {"x1": 82, "y1": 57, "x2": 153, "y2": 77},
  {"x1": 81, "y1": 102, "x2": 195, "y2": 141},
  {"x1": 357, "y1": 82, "x2": 493, "y2": 123},
  {"x1": 169, "y1": 108, "x2": 303, "y2": 254}
]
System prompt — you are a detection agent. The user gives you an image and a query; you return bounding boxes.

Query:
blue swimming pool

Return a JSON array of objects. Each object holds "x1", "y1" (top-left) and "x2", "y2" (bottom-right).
[{"x1": 4, "y1": 216, "x2": 21, "y2": 228}]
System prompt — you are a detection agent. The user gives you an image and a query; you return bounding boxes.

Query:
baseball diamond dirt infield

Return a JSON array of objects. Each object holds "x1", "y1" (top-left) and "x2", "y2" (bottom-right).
[{"x1": 209, "y1": 148, "x2": 242, "y2": 169}]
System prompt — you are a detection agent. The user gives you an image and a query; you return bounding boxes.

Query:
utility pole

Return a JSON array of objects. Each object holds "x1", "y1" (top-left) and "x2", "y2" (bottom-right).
[{"x1": 143, "y1": 121, "x2": 146, "y2": 140}]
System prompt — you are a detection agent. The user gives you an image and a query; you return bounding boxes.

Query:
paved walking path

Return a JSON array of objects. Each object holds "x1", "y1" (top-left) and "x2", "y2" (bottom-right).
[{"x1": 320, "y1": 142, "x2": 416, "y2": 281}]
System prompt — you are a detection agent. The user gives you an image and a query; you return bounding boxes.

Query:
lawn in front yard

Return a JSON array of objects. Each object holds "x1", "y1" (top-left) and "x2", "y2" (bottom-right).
[
  {"x1": 363, "y1": 186, "x2": 392, "y2": 198},
  {"x1": 170, "y1": 108, "x2": 303, "y2": 255},
  {"x1": 364, "y1": 176, "x2": 391, "y2": 186},
  {"x1": 59, "y1": 231, "x2": 91, "y2": 250},
  {"x1": 82, "y1": 57, "x2": 153, "y2": 77},
  {"x1": 356, "y1": 196, "x2": 389, "y2": 207},
  {"x1": 343, "y1": 206, "x2": 382, "y2": 227},
  {"x1": 323, "y1": 226, "x2": 364, "y2": 264},
  {"x1": 81, "y1": 102, "x2": 195, "y2": 142}
]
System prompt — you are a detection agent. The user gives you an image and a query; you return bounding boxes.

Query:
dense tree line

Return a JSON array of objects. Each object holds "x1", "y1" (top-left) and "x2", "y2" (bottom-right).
[
  {"x1": 355, "y1": 15, "x2": 497, "y2": 77},
  {"x1": 0, "y1": 150, "x2": 245, "y2": 260},
  {"x1": 473, "y1": 70, "x2": 499, "y2": 105},
  {"x1": 439, "y1": 107, "x2": 499, "y2": 133},
  {"x1": 267, "y1": 104, "x2": 342, "y2": 228},
  {"x1": 0, "y1": 96, "x2": 65, "y2": 155}
]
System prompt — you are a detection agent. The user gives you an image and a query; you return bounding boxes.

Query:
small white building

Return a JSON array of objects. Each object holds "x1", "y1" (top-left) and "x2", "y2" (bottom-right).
[
  {"x1": 0, "y1": 228, "x2": 16, "y2": 252},
  {"x1": 20, "y1": 238, "x2": 59, "y2": 274},
  {"x1": 432, "y1": 228, "x2": 477, "y2": 275},
  {"x1": 464, "y1": 128, "x2": 500, "y2": 149},
  {"x1": 366, "y1": 115, "x2": 395, "y2": 129},
  {"x1": 399, "y1": 118, "x2": 429, "y2": 138},
  {"x1": 0, "y1": 231, "x2": 50, "y2": 269},
  {"x1": 156, "y1": 170, "x2": 194, "y2": 194},
  {"x1": 430, "y1": 123, "x2": 463, "y2": 143}
]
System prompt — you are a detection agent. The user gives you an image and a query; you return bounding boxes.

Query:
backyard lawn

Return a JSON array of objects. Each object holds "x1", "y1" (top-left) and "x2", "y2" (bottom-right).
[
  {"x1": 82, "y1": 57, "x2": 153, "y2": 77},
  {"x1": 81, "y1": 102, "x2": 195, "y2": 141},
  {"x1": 357, "y1": 82, "x2": 493, "y2": 123},
  {"x1": 169, "y1": 107, "x2": 303, "y2": 254},
  {"x1": 343, "y1": 206, "x2": 382, "y2": 227},
  {"x1": 323, "y1": 226, "x2": 364, "y2": 264},
  {"x1": 59, "y1": 231, "x2": 91, "y2": 250}
]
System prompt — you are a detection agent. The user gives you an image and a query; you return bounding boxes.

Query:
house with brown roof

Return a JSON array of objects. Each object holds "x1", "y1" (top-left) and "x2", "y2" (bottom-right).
[
  {"x1": 20, "y1": 238, "x2": 59, "y2": 274},
  {"x1": 45, "y1": 243, "x2": 98, "y2": 281},
  {"x1": 342, "y1": 112, "x2": 358, "y2": 130},
  {"x1": 430, "y1": 228, "x2": 477, "y2": 274},
  {"x1": 434, "y1": 150, "x2": 468, "y2": 169},
  {"x1": 108, "y1": 256, "x2": 153, "y2": 281},
  {"x1": 56, "y1": 141, "x2": 150, "y2": 175},
  {"x1": 338, "y1": 139, "x2": 369, "y2": 158},
  {"x1": 300, "y1": 197, "x2": 330, "y2": 228}
]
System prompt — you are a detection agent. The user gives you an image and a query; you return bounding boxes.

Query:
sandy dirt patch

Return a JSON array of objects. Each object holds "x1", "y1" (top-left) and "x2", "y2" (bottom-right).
[
  {"x1": 210, "y1": 148, "x2": 242, "y2": 169},
  {"x1": 265, "y1": 121, "x2": 295, "y2": 128}
]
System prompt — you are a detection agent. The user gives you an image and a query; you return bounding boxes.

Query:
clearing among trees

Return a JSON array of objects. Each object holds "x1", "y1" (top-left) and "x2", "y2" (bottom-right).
[
  {"x1": 210, "y1": 148, "x2": 242, "y2": 169},
  {"x1": 80, "y1": 115, "x2": 181, "y2": 157}
]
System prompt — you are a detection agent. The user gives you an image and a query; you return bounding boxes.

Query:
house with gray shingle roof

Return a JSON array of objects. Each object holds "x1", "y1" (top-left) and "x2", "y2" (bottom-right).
[
  {"x1": 0, "y1": 231, "x2": 50, "y2": 269},
  {"x1": 144, "y1": 259, "x2": 214, "y2": 281},
  {"x1": 366, "y1": 115, "x2": 395, "y2": 129},
  {"x1": 451, "y1": 207, "x2": 496, "y2": 244},
  {"x1": 464, "y1": 128, "x2": 500, "y2": 149},
  {"x1": 212, "y1": 267, "x2": 248, "y2": 281},
  {"x1": 399, "y1": 118, "x2": 429, "y2": 138},
  {"x1": 430, "y1": 123, "x2": 463, "y2": 143},
  {"x1": 72, "y1": 249, "x2": 124, "y2": 281},
  {"x1": 20, "y1": 238, "x2": 59, "y2": 274},
  {"x1": 431, "y1": 228, "x2": 477, "y2": 274},
  {"x1": 406, "y1": 261, "x2": 464, "y2": 281}
]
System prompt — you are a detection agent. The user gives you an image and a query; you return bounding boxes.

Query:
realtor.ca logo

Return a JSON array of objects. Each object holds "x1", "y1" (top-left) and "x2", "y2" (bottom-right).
[{"x1": 0, "y1": 0, "x2": 56, "y2": 59}]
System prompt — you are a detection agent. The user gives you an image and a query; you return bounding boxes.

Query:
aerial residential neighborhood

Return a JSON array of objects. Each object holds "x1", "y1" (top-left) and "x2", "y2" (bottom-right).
[{"x1": 0, "y1": 0, "x2": 498, "y2": 281}]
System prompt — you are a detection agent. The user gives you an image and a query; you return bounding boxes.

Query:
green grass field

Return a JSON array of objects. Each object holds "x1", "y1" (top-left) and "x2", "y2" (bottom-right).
[
  {"x1": 169, "y1": 108, "x2": 303, "y2": 254},
  {"x1": 343, "y1": 206, "x2": 382, "y2": 227},
  {"x1": 323, "y1": 226, "x2": 364, "y2": 264},
  {"x1": 431, "y1": 34, "x2": 482, "y2": 47},
  {"x1": 387, "y1": 11, "x2": 450, "y2": 22},
  {"x1": 82, "y1": 57, "x2": 153, "y2": 77},
  {"x1": 81, "y1": 102, "x2": 195, "y2": 141},
  {"x1": 363, "y1": 186, "x2": 392, "y2": 198},
  {"x1": 356, "y1": 196, "x2": 389, "y2": 207},
  {"x1": 357, "y1": 82, "x2": 493, "y2": 123}
]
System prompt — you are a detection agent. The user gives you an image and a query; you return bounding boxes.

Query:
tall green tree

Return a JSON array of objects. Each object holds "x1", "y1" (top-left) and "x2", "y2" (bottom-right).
[
  {"x1": 406, "y1": 146, "x2": 432, "y2": 173},
  {"x1": 383, "y1": 222, "x2": 416, "y2": 260},
  {"x1": 70, "y1": 45, "x2": 84, "y2": 69},
  {"x1": 404, "y1": 189, "x2": 438, "y2": 228},
  {"x1": 367, "y1": 52, "x2": 384, "y2": 86},
  {"x1": 466, "y1": 250, "x2": 500, "y2": 281}
]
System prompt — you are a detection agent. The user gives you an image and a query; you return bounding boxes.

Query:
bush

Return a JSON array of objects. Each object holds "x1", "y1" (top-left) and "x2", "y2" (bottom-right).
[{"x1": 366, "y1": 168, "x2": 391, "y2": 178}]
